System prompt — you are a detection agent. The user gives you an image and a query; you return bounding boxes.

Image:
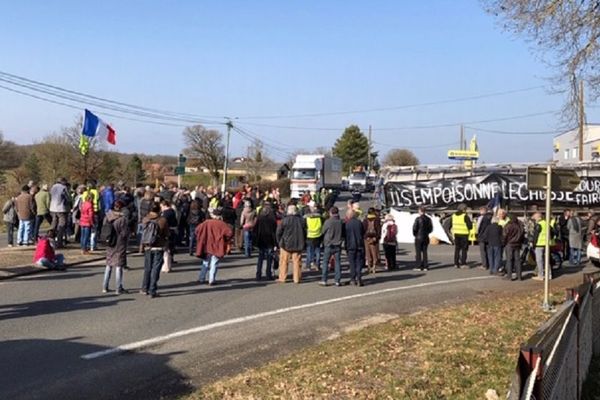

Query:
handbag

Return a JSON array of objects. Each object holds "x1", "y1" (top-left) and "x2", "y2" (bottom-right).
[{"x1": 162, "y1": 250, "x2": 172, "y2": 272}]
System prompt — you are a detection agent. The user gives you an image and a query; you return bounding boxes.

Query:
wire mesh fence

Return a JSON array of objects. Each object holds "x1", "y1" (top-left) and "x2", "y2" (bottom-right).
[{"x1": 510, "y1": 273, "x2": 600, "y2": 400}]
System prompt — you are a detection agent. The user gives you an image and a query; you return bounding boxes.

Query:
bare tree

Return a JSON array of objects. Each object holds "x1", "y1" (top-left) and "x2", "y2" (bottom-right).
[
  {"x1": 486, "y1": 0, "x2": 600, "y2": 123},
  {"x1": 382, "y1": 148, "x2": 419, "y2": 167},
  {"x1": 183, "y1": 125, "x2": 225, "y2": 185},
  {"x1": 60, "y1": 116, "x2": 105, "y2": 183},
  {"x1": 0, "y1": 132, "x2": 22, "y2": 170},
  {"x1": 245, "y1": 139, "x2": 268, "y2": 182}
]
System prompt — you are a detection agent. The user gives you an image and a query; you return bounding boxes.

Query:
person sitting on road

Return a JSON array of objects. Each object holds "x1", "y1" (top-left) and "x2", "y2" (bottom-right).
[{"x1": 33, "y1": 230, "x2": 65, "y2": 270}]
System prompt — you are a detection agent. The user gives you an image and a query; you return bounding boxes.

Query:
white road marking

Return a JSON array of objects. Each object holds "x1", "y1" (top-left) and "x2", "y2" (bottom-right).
[{"x1": 81, "y1": 275, "x2": 494, "y2": 360}]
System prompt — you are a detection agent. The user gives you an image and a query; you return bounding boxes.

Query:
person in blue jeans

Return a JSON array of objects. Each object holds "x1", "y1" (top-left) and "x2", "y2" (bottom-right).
[
  {"x1": 187, "y1": 199, "x2": 205, "y2": 256},
  {"x1": 195, "y1": 208, "x2": 233, "y2": 285},
  {"x1": 320, "y1": 206, "x2": 344, "y2": 286},
  {"x1": 344, "y1": 209, "x2": 365, "y2": 286},
  {"x1": 253, "y1": 203, "x2": 278, "y2": 281},
  {"x1": 240, "y1": 201, "x2": 256, "y2": 257},
  {"x1": 482, "y1": 217, "x2": 503, "y2": 275},
  {"x1": 140, "y1": 204, "x2": 170, "y2": 298},
  {"x1": 567, "y1": 213, "x2": 583, "y2": 266}
]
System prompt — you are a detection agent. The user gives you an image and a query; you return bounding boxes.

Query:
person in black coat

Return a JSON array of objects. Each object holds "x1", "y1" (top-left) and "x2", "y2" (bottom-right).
[
  {"x1": 253, "y1": 203, "x2": 278, "y2": 281},
  {"x1": 412, "y1": 206, "x2": 433, "y2": 271},
  {"x1": 344, "y1": 209, "x2": 365, "y2": 286},
  {"x1": 476, "y1": 207, "x2": 493, "y2": 270},
  {"x1": 481, "y1": 217, "x2": 503, "y2": 275}
]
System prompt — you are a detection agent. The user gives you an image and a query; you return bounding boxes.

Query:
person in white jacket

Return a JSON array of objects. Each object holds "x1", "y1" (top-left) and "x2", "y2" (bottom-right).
[{"x1": 380, "y1": 214, "x2": 398, "y2": 270}]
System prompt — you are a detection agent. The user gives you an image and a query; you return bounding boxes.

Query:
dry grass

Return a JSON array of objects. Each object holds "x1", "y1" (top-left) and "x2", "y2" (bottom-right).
[{"x1": 190, "y1": 289, "x2": 568, "y2": 400}]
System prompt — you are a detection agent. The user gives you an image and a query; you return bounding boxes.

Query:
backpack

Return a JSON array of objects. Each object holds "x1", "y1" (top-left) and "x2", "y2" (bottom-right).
[
  {"x1": 141, "y1": 220, "x2": 159, "y2": 246},
  {"x1": 100, "y1": 220, "x2": 118, "y2": 247},
  {"x1": 384, "y1": 223, "x2": 397, "y2": 244},
  {"x1": 366, "y1": 219, "x2": 377, "y2": 238}
]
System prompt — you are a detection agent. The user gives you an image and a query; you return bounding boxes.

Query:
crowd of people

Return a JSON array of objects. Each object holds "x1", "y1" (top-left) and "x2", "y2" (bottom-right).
[
  {"x1": 3, "y1": 179, "x2": 406, "y2": 297},
  {"x1": 4, "y1": 177, "x2": 598, "y2": 297},
  {"x1": 446, "y1": 204, "x2": 597, "y2": 281}
]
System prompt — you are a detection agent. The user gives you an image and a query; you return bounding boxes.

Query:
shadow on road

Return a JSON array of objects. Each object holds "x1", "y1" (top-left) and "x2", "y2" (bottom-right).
[
  {"x1": 0, "y1": 338, "x2": 193, "y2": 400},
  {"x1": 0, "y1": 295, "x2": 133, "y2": 321}
]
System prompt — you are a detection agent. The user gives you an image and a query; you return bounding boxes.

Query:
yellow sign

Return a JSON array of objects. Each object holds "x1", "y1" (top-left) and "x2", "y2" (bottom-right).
[{"x1": 447, "y1": 150, "x2": 480, "y2": 160}]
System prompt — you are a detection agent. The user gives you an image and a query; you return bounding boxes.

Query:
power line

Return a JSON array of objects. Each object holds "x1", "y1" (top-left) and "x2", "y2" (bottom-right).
[
  {"x1": 235, "y1": 85, "x2": 546, "y2": 119},
  {"x1": 232, "y1": 126, "x2": 293, "y2": 159},
  {"x1": 0, "y1": 83, "x2": 219, "y2": 128},
  {"x1": 234, "y1": 110, "x2": 559, "y2": 132},
  {"x1": 0, "y1": 75, "x2": 225, "y2": 126},
  {"x1": 0, "y1": 70, "x2": 224, "y2": 121},
  {"x1": 464, "y1": 126, "x2": 562, "y2": 135},
  {"x1": 372, "y1": 140, "x2": 459, "y2": 149}
]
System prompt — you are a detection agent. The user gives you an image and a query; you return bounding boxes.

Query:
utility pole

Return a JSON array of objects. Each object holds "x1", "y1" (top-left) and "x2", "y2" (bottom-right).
[
  {"x1": 579, "y1": 80, "x2": 585, "y2": 162},
  {"x1": 222, "y1": 119, "x2": 233, "y2": 193},
  {"x1": 367, "y1": 125, "x2": 372, "y2": 172},
  {"x1": 460, "y1": 124, "x2": 465, "y2": 150}
]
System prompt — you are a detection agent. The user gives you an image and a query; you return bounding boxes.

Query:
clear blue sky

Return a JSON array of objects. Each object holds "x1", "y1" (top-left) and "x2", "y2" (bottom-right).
[{"x1": 1, "y1": 1, "x2": 595, "y2": 163}]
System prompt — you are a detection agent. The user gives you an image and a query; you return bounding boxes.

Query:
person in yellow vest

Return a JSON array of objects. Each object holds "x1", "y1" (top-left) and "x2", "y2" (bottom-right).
[
  {"x1": 532, "y1": 212, "x2": 556, "y2": 281},
  {"x1": 446, "y1": 203, "x2": 473, "y2": 269},
  {"x1": 497, "y1": 208, "x2": 510, "y2": 228},
  {"x1": 304, "y1": 201, "x2": 323, "y2": 271}
]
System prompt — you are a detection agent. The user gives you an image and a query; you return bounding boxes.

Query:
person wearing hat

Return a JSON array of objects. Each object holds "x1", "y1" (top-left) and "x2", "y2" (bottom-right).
[
  {"x1": 140, "y1": 203, "x2": 170, "y2": 298},
  {"x1": 445, "y1": 203, "x2": 473, "y2": 268},
  {"x1": 103, "y1": 200, "x2": 130, "y2": 294},
  {"x1": 33, "y1": 183, "x2": 51, "y2": 242},
  {"x1": 276, "y1": 205, "x2": 306, "y2": 284},
  {"x1": 320, "y1": 206, "x2": 344, "y2": 286},
  {"x1": 381, "y1": 213, "x2": 399, "y2": 270},
  {"x1": 49, "y1": 177, "x2": 70, "y2": 248},
  {"x1": 195, "y1": 207, "x2": 234, "y2": 285}
]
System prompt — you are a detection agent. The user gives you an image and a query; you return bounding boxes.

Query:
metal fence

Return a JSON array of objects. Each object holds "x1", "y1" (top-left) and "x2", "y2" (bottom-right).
[{"x1": 509, "y1": 272, "x2": 600, "y2": 400}]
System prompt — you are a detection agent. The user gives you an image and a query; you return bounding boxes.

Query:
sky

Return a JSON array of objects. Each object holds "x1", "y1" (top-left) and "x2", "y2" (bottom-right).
[{"x1": 1, "y1": 0, "x2": 597, "y2": 164}]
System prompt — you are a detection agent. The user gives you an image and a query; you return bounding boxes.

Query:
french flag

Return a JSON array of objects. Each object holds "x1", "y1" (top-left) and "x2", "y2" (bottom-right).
[{"x1": 82, "y1": 109, "x2": 116, "y2": 145}]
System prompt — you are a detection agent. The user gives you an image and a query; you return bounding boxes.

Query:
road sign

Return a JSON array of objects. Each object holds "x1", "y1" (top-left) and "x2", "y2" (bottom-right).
[
  {"x1": 178, "y1": 154, "x2": 187, "y2": 164},
  {"x1": 447, "y1": 150, "x2": 479, "y2": 160},
  {"x1": 526, "y1": 166, "x2": 580, "y2": 191},
  {"x1": 174, "y1": 166, "x2": 185, "y2": 176}
]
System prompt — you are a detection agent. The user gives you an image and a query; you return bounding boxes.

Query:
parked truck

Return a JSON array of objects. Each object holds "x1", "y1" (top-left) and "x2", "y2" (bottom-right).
[
  {"x1": 290, "y1": 154, "x2": 342, "y2": 199},
  {"x1": 347, "y1": 171, "x2": 368, "y2": 192}
]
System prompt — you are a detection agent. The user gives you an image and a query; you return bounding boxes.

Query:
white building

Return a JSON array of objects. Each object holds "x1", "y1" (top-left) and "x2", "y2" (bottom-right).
[{"x1": 553, "y1": 124, "x2": 600, "y2": 164}]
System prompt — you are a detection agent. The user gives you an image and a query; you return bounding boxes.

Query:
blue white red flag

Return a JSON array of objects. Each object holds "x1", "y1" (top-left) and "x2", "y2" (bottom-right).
[{"x1": 82, "y1": 109, "x2": 116, "y2": 145}]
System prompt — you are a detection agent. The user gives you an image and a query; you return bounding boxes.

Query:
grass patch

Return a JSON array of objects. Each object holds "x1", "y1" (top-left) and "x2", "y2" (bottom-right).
[{"x1": 190, "y1": 289, "x2": 569, "y2": 399}]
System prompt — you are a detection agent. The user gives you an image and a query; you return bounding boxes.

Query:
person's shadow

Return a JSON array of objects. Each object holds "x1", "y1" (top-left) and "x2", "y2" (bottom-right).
[{"x1": 0, "y1": 337, "x2": 193, "y2": 400}]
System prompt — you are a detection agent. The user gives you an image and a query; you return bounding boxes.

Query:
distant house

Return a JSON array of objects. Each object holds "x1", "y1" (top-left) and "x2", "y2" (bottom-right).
[{"x1": 553, "y1": 124, "x2": 600, "y2": 164}]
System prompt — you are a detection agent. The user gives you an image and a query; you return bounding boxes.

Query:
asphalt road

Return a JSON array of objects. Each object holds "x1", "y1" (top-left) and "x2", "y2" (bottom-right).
[{"x1": 0, "y1": 194, "x2": 595, "y2": 399}]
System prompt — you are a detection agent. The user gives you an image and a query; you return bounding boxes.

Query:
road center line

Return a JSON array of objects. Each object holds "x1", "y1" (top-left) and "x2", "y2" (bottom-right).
[{"x1": 81, "y1": 275, "x2": 494, "y2": 360}]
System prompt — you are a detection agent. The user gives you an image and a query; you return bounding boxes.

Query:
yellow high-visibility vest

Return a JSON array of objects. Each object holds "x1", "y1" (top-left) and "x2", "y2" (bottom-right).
[
  {"x1": 498, "y1": 217, "x2": 510, "y2": 228},
  {"x1": 452, "y1": 213, "x2": 469, "y2": 236},
  {"x1": 536, "y1": 219, "x2": 556, "y2": 247}
]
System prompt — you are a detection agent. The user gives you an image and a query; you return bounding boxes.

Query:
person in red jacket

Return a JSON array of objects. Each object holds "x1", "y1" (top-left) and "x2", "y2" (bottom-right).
[
  {"x1": 33, "y1": 230, "x2": 65, "y2": 270},
  {"x1": 195, "y1": 208, "x2": 233, "y2": 285},
  {"x1": 79, "y1": 193, "x2": 95, "y2": 254}
]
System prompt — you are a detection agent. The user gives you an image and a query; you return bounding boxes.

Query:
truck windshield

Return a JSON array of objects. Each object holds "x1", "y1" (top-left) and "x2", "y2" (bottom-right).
[
  {"x1": 350, "y1": 172, "x2": 366, "y2": 179},
  {"x1": 292, "y1": 169, "x2": 316, "y2": 180}
]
